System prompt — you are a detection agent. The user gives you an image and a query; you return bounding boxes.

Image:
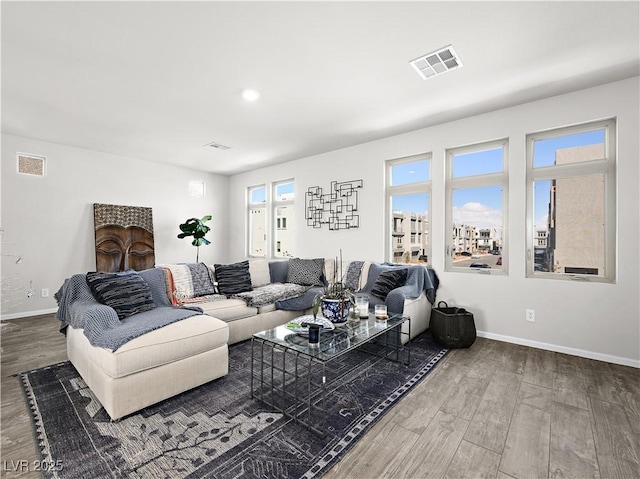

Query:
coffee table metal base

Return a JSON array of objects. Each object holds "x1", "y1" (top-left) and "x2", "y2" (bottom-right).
[
  {"x1": 251, "y1": 340, "x2": 329, "y2": 435},
  {"x1": 250, "y1": 316, "x2": 410, "y2": 436}
]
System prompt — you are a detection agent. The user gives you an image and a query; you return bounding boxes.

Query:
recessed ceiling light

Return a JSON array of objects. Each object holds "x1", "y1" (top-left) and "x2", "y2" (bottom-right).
[
  {"x1": 410, "y1": 45, "x2": 463, "y2": 80},
  {"x1": 242, "y1": 89, "x2": 260, "y2": 101}
]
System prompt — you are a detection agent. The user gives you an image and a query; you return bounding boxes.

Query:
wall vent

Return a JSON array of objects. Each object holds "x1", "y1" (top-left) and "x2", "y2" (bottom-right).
[
  {"x1": 17, "y1": 154, "x2": 46, "y2": 176},
  {"x1": 410, "y1": 45, "x2": 463, "y2": 80},
  {"x1": 204, "y1": 142, "x2": 231, "y2": 151},
  {"x1": 189, "y1": 180, "x2": 206, "y2": 197}
]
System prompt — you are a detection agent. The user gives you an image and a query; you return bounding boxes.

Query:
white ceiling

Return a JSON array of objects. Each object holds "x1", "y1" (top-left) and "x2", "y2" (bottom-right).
[{"x1": 2, "y1": 1, "x2": 639, "y2": 175}]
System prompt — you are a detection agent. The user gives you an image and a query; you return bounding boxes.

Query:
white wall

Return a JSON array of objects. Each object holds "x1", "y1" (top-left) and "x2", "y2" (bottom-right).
[
  {"x1": 229, "y1": 77, "x2": 640, "y2": 366},
  {"x1": 1, "y1": 134, "x2": 229, "y2": 318}
]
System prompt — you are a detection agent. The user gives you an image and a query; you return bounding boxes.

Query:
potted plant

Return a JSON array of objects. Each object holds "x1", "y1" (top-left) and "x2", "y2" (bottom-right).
[
  {"x1": 313, "y1": 281, "x2": 355, "y2": 324},
  {"x1": 177, "y1": 215, "x2": 212, "y2": 262},
  {"x1": 311, "y1": 249, "x2": 356, "y2": 323}
]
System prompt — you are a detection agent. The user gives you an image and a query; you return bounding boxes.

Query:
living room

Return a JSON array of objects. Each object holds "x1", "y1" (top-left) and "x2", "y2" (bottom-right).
[{"x1": 1, "y1": 1, "x2": 639, "y2": 478}]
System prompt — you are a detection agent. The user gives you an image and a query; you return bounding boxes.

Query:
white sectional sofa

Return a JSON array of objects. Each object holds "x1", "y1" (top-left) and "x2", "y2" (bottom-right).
[{"x1": 56, "y1": 257, "x2": 438, "y2": 420}]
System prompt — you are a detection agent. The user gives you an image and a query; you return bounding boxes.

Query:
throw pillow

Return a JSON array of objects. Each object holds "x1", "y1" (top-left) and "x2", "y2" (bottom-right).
[
  {"x1": 286, "y1": 258, "x2": 325, "y2": 286},
  {"x1": 138, "y1": 268, "x2": 172, "y2": 307},
  {"x1": 158, "y1": 263, "x2": 216, "y2": 301},
  {"x1": 186, "y1": 263, "x2": 217, "y2": 297},
  {"x1": 269, "y1": 260, "x2": 289, "y2": 284},
  {"x1": 86, "y1": 270, "x2": 155, "y2": 320},
  {"x1": 370, "y1": 268, "x2": 408, "y2": 301},
  {"x1": 342, "y1": 260, "x2": 366, "y2": 292},
  {"x1": 249, "y1": 258, "x2": 271, "y2": 287},
  {"x1": 214, "y1": 260, "x2": 253, "y2": 295}
]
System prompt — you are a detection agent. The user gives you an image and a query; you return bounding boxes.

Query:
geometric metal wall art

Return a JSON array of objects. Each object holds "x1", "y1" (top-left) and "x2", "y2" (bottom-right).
[
  {"x1": 305, "y1": 179, "x2": 363, "y2": 230},
  {"x1": 93, "y1": 203, "x2": 155, "y2": 272}
]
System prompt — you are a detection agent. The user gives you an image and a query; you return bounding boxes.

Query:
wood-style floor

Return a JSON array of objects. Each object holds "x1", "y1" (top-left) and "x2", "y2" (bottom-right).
[{"x1": 1, "y1": 314, "x2": 638, "y2": 479}]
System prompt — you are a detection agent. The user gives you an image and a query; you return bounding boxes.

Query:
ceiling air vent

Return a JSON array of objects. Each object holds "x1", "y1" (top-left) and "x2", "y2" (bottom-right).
[
  {"x1": 410, "y1": 45, "x2": 463, "y2": 80},
  {"x1": 204, "y1": 141, "x2": 231, "y2": 151},
  {"x1": 17, "y1": 153, "x2": 46, "y2": 176}
]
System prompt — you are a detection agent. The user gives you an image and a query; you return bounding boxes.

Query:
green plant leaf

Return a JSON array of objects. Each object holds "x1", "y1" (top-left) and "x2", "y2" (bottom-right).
[{"x1": 178, "y1": 216, "x2": 212, "y2": 256}]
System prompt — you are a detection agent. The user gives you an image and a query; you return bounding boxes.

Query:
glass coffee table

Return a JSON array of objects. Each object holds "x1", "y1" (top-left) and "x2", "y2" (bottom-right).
[{"x1": 250, "y1": 313, "x2": 410, "y2": 435}]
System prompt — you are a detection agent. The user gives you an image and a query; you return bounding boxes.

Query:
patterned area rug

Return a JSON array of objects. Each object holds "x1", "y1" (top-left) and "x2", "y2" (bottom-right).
[{"x1": 21, "y1": 332, "x2": 447, "y2": 479}]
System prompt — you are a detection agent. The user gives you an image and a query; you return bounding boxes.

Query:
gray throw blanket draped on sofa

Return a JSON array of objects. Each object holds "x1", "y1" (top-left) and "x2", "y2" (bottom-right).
[
  {"x1": 232, "y1": 283, "x2": 309, "y2": 308},
  {"x1": 55, "y1": 269, "x2": 202, "y2": 352}
]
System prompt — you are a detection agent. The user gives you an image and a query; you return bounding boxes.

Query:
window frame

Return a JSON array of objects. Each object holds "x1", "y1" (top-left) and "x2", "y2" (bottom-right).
[
  {"x1": 385, "y1": 153, "x2": 432, "y2": 264},
  {"x1": 247, "y1": 184, "x2": 267, "y2": 258},
  {"x1": 445, "y1": 138, "x2": 509, "y2": 274},
  {"x1": 272, "y1": 179, "x2": 295, "y2": 258},
  {"x1": 525, "y1": 118, "x2": 616, "y2": 283}
]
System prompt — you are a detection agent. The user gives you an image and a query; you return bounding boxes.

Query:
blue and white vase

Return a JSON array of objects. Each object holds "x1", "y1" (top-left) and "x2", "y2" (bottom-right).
[{"x1": 321, "y1": 299, "x2": 351, "y2": 323}]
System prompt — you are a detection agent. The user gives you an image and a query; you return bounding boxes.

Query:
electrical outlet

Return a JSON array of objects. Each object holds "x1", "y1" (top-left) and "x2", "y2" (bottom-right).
[
  {"x1": 41, "y1": 288, "x2": 49, "y2": 298},
  {"x1": 526, "y1": 309, "x2": 535, "y2": 322}
]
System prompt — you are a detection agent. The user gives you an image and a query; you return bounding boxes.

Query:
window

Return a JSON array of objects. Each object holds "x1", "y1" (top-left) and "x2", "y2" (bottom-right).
[
  {"x1": 386, "y1": 155, "x2": 431, "y2": 264},
  {"x1": 446, "y1": 140, "x2": 508, "y2": 273},
  {"x1": 248, "y1": 185, "x2": 266, "y2": 257},
  {"x1": 273, "y1": 180, "x2": 294, "y2": 257},
  {"x1": 247, "y1": 180, "x2": 296, "y2": 258},
  {"x1": 526, "y1": 119, "x2": 615, "y2": 282}
]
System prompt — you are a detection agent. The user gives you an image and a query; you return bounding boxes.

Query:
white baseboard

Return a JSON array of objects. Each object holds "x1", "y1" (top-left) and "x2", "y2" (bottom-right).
[
  {"x1": 1, "y1": 308, "x2": 58, "y2": 321},
  {"x1": 477, "y1": 330, "x2": 640, "y2": 369}
]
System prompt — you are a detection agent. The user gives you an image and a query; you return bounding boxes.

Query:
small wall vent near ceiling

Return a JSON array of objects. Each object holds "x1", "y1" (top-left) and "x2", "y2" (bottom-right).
[
  {"x1": 204, "y1": 141, "x2": 231, "y2": 151},
  {"x1": 410, "y1": 45, "x2": 462, "y2": 80},
  {"x1": 17, "y1": 153, "x2": 46, "y2": 176},
  {"x1": 189, "y1": 180, "x2": 206, "y2": 197}
]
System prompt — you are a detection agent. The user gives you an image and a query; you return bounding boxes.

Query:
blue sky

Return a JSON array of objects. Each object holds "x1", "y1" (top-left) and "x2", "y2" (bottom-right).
[
  {"x1": 392, "y1": 130, "x2": 604, "y2": 231},
  {"x1": 391, "y1": 149, "x2": 504, "y2": 229},
  {"x1": 250, "y1": 181, "x2": 294, "y2": 203},
  {"x1": 533, "y1": 130, "x2": 604, "y2": 168}
]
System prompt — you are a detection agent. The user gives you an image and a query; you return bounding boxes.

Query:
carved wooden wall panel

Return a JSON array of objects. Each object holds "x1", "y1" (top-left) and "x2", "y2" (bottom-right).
[{"x1": 93, "y1": 204, "x2": 155, "y2": 272}]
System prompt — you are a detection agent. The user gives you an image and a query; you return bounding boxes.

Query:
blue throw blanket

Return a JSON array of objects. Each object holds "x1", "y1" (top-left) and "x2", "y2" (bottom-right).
[
  {"x1": 359, "y1": 263, "x2": 440, "y2": 314},
  {"x1": 276, "y1": 286, "x2": 325, "y2": 311},
  {"x1": 55, "y1": 269, "x2": 202, "y2": 352}
]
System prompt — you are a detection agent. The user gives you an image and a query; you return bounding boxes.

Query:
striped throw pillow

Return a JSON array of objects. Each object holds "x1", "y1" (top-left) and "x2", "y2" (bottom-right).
[
  {"x1": 214, "y1": 260, "x2": 253, "y2": 295},
  {"x1": 370, "y1": 268, "x2": 408, "y2": 300},
  {"x1": 86, "y1": 270, "x2": 155, "y2": 319}
]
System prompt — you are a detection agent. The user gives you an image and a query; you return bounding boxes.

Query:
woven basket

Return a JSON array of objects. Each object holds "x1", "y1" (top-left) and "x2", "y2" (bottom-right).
[{"x1": 430, "y1": 301, "x2": 476, "y2": 348}]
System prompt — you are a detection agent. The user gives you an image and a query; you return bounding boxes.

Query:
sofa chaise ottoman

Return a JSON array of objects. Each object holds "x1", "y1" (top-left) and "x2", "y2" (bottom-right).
[
  {"x1": 66, "y1": 314, "x2": 228, "y2": 421},
  {"x1": 56, "y1": 268, "x2": 230, "y2": 421}
]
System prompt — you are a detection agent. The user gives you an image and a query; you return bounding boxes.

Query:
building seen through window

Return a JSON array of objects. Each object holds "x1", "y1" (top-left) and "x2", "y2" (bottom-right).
[
  {"x1": 446, "y1": 141, "x2": 507, "y2": 272},
  {"x1": 386, "y1": 157, "x2": 431, "y2": 264},
  {"x1": 528, "y1": 121, "x2": 614, "y2": 280}
]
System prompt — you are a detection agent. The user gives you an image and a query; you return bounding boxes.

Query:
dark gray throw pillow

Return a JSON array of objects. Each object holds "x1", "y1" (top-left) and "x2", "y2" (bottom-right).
[
  {"x1": 86, "y1": 270, "x2": 155, "y2": 320},
  {"x1": 214, "y1": 260, "x2": 253, "y2": 295},
  {"x1": 286, "y1": 258, "x2": 325, "y2": 286},
  {"x1": 370, "y1": 268, "x2": 408, "y2": 300}
]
